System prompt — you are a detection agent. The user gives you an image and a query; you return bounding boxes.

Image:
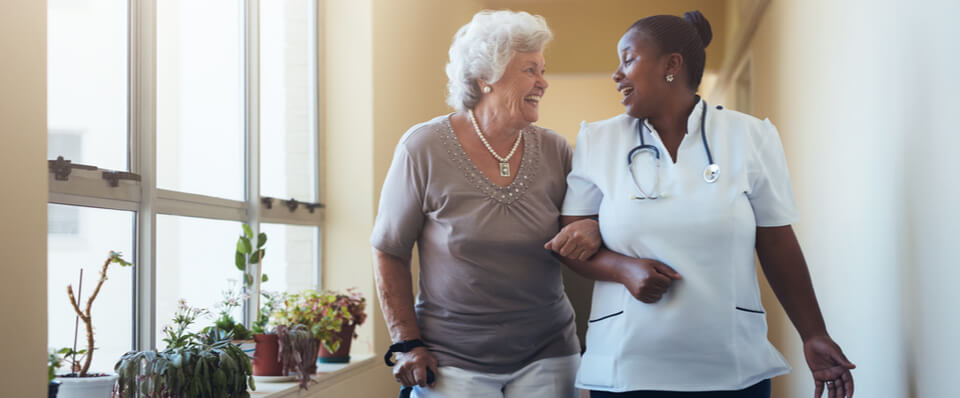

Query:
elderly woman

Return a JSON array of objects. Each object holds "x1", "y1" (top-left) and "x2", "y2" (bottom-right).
[
  {"x1": 370, "y1": 10, "x2": 596, "y2": 398},
  {"x1": 548, "y1": 10, "x2": 855, "y2": 398}
]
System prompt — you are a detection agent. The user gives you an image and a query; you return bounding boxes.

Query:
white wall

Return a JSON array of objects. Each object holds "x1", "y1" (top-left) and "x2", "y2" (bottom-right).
[
  {"x1": 899, "y1": 1, "x2": 960, "y2": 396},
  {"x1": 0, "y1": 0, "x2": 47, "y2": 395},
  {"x1": 715, "y1": 0, "x2": 960, "y2": 396}
]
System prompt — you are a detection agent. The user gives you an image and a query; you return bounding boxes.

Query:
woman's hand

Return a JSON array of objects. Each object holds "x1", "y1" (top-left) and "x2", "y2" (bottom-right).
[
  {"x1": 617, "y1": 258, "x2": 682, "y2": 303},
  {"x1": 804, "y1": 335, "x2": 855, "y2": 398},
  {"x1": 392, "y1": 346, "x2": 439, "y2": 388},
  {"x1": 545, "y1": 218, "x2": 602, "y2": 261}
]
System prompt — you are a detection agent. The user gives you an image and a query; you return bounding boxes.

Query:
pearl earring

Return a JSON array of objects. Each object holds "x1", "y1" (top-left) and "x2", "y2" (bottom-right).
[
  {"x1": 482, "y1": 86, "x2": 492, "y2": 94},
  {"x1": 665, "y1": 74, "x2": 675, "y2": 83}
]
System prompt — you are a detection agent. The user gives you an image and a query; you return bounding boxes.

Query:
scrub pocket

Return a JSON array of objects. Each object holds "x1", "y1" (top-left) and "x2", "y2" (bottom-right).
[{"x1": 586, "y1": 282, "x2": 627, "y2": 324}]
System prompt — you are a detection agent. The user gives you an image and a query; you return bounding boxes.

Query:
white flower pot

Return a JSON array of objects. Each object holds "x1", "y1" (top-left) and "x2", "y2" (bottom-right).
[{"x1": 56, "y1": 373, "x2": 117, "y2": 398}]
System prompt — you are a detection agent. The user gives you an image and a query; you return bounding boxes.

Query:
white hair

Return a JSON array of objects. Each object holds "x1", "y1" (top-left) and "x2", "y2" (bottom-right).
[{"x1": 445, "y1": 10, "x2": 553, "y2": 111}]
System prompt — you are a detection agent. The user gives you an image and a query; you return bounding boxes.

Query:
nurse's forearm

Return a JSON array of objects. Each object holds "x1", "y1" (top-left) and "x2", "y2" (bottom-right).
[
  {"x1": 755, "y1": 225, "x2": 829, "y2": 341},
  {"x1": 372, "y1": 248, "x2": 422, "y2": 342},
  {"x1": 557, "y1": 246, "x2": 635, "y2": 283}
]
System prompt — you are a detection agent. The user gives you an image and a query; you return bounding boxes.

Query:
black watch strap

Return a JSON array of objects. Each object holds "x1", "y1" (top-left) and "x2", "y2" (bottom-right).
[{"x1": 384, "y1": 339, "x2": 426, "y2": 366}]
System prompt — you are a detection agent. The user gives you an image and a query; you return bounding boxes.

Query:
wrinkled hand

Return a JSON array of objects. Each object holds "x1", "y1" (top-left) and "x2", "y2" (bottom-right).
[
  {"x1": 618, "y1": 258, "x2": 682, "y2": 303},
  {"x1": 545, "y1": 219, "x2": 602, "y2": 261},
  {"x1": 804, "y1": 335, "x2": 856, "y2": 398},
  {"x1": 392, "y1": 346, "x2": 438, "y2": 388}
]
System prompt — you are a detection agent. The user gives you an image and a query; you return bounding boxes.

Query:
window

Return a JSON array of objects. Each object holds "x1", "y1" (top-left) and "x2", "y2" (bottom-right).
[
  {"x1": 46, "y1": 0, "x2": 322, "y2": 354},
  {"x1": 47, "y1": 205, "x2": 135, "y2": 371}
]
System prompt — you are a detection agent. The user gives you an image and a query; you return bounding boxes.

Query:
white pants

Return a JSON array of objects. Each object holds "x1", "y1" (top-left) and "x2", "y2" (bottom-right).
[{"x1": 411, "y1": 354, "x2": 580, "y2": 398}]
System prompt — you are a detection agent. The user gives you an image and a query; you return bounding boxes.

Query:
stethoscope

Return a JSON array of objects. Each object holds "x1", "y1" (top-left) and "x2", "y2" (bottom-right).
[{"x1": 626, "y1": 99, "x2": 719, "y2": 200}]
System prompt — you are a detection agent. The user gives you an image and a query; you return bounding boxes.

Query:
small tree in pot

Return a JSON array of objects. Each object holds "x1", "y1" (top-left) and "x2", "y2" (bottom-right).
[{"x1": 54, "y1": 251, "x2": 132, "y2": 398}]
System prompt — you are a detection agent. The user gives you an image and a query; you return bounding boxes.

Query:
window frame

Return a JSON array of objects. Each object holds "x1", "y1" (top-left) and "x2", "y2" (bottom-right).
[{"x1": 46, "y1": 0, "x2": 323, "y2": 351}]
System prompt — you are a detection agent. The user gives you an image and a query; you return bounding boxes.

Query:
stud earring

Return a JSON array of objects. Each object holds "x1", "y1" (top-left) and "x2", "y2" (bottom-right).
[
  {"x1": 665, "y1": 74, "x2": 675, "y2": 83},
  {"x1": 482, "y1": 86, "x2": 492, "y2": 94}
]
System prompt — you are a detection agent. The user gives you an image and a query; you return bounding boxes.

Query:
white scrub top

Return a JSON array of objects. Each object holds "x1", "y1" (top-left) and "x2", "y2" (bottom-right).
[{"x1": 563, "y1": 99, "x2": 798, "y2": 392}]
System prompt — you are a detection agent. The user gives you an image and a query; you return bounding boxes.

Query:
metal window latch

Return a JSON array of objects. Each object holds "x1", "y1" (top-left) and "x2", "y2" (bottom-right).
[
  {"x1": 48, "y1": 156, "x2": 97, "y2": 181},
  {"x1": 101, "y1": 170, "x2": 142, "y2": 187},
  {"x1": 261, "y1": 196, "x2": 324, "y2": 213},
  {"x1": 304, "y1": 203, "x2": 325, "y2": 213}
]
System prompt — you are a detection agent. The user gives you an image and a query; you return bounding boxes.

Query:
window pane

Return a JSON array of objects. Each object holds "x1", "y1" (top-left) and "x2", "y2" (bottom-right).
[
  {"x1": 157, "y1": 0, "x2": 244, "y2": 200},
  {"x1": 260, "y1": 0, "x2": 317, "y2": 201},
  {"x1": 47, "y1": 0, "x2": 128, "y2": 171},
  {"x1": 48, "y1": 205, "x2": 134, "y2": 373},
  {"x1": 259, "y1": 223, "x2": 317, "y2": 295},
  {"x1": 156, "y1": 215, "x2": 243, "y2": 349}
]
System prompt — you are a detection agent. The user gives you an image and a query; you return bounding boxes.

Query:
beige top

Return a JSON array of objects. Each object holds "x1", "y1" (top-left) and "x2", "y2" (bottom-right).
[{"x1": 371, "y1": 114, "x2": 580, "y2": 373}]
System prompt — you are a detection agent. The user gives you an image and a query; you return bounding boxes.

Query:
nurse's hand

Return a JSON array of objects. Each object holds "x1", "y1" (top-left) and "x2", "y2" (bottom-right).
[
  {"x1": 618, "y1": 259, "x2": 682, "y2": 303},
  {"x1": 545, "y1": 219, "x2": 603, "y2": 261},
  {"x1": 393, "y1": 346, "x2": 439, "y2": 388},
  {"x1": 804, "y1": 335, "x2": 855, "y2": 398}
]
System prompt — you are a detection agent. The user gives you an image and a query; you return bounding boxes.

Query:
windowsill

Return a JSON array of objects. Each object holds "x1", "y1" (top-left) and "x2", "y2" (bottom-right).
[{"x1": 249, "y1": 355, "x2": 376, "y2": 398}]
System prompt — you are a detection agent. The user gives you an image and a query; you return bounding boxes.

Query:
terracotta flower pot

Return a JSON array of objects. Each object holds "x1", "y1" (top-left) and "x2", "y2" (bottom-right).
[
  {"x1": 252, "y1": 333, "x2": 283, "y2": 376},
  {"x1": 317, "y1": 324, "x2": 355, "y2": 364}
]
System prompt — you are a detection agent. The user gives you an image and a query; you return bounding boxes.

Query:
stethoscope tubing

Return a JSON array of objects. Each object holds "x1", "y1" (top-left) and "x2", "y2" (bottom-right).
[{"x1": 627, "y1": 99, "x2": 718, "y2": 200}]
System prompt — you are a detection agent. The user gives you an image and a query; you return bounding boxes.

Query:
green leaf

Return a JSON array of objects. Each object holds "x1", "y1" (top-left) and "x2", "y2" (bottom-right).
[
  {"x1": 234, "y1": 252, "x2": 246, "y2": 271},
  {"x1": 237, "y1": 237, "x2": 252, "y2": 254},
  {"x1": 242, "y1": 224, "x2": 254, "y2": 239},
  {"x1": 257, "y1": 232, "x2": 267, "y2": 248},
  {"x1": 244, "y1": 273, "x2": 253, "y2": 286},
  {"x1": 248, "y1": 249, "x2": 265, "y2": 264},
  {"x1": 261, "y1": 274, "x2": 268, "y2": 283}
]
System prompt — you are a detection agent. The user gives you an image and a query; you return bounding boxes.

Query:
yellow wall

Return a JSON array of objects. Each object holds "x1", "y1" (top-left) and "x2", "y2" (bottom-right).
[
  {"x1": 536, "y1": 73, "x2": 625, "y2": 142},
  {"x1": 322, "y1": 0, "x2": 379, "y2": 360},
  {"x1": 0, "y1": 0, "x2": 47, "y2": 395},
  {"x1": 482, "y1": 0, "x2": 727, "y2": 75}
]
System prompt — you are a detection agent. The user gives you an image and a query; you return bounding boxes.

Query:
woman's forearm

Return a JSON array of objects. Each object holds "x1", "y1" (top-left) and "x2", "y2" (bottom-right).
[
  {"x1": 372, "y1": 248, "x2": 421, "y2": 342},
  {"x1": 755, "y1": 225, "x2": 829, "y2": 341}
]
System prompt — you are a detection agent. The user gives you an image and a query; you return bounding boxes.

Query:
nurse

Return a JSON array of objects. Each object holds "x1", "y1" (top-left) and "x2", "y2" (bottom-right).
[{"x1": 547, "y1": 10, "x2": 856, "y2": 398}]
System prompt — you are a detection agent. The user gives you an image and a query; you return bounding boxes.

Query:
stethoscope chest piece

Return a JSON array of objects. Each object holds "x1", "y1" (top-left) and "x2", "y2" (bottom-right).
[{"x1": 703, "y1": 163, "x2": 720, "y2": 183}]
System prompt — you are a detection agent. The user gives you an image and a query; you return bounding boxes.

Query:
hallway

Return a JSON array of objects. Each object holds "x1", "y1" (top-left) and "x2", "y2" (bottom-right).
[{"x1": 2, "y1": 0, "x2": 958, "y2": 396}]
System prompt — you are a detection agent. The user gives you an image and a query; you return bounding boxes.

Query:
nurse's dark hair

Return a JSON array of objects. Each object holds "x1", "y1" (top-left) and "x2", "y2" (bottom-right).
[{"x1": 627, "y1": 10, "x2": 713, "y2": 91}]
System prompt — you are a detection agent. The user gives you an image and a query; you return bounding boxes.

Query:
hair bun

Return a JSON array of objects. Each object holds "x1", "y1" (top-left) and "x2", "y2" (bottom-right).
[{"x1": 683, "y1": 10, "x2": 713, "y2": 48}]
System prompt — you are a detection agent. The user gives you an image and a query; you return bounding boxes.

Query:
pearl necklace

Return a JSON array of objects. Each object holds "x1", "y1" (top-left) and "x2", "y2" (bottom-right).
[{"x1": 467, "y1": 109, "x2": 523, "y2": 177}]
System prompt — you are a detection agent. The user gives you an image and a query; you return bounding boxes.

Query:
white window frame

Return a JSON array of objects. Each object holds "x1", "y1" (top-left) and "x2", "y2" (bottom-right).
[{"x1": 47, "y1": 0, "x2": 323, "y2": 351}]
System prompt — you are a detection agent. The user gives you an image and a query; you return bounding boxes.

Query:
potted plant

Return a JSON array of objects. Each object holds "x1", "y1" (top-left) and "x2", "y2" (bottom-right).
[
  {"x1": 55, "y1": 251, "x2": 132, "y2": 398},
  {"x1": 250, "y1": 290, "x2": 284, "y2": 377},
  {"x1": 205, "y1": 283, "x2": 256, "y2": 360},
  {"x1": 310, "y1": 288, "x2": 367, "y2": 364},
  {"x1": 276, "y1": 324, "x2": 318, "y2": 390},
  {"x1": 231, "y1": 224, "x2": 284, "y2": 377},
  {"x1": 114, "y1": 300, "x2": 255, "y2": 398},
  {"x1": 270, "y1": 292, "x2": 320, "y2": 389},
  {"x1": 48, "y1": 350, "x2": 63, "y2": 398}
]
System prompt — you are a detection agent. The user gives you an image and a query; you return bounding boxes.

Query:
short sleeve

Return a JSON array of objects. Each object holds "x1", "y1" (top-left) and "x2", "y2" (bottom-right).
[
  {"x1": 370, "y1": 143, "x2": 425, "y2": 259},
  {"x1": 747, "y1": 119, "x2": 799, "y2": 227},
  {"x1": 561, "y1": 122, "x2": 603, "y2": 216}
]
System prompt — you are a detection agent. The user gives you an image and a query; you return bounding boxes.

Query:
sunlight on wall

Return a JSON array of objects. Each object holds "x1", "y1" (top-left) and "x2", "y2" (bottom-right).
[{"x1": 537, "y1": 73, "x2": 625, "y2": 144}]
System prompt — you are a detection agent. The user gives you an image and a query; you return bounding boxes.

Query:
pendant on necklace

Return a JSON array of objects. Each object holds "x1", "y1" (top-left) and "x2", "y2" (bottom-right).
[{"x1": 499, "y1": 162, "x2": 511, "y2": 177}]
